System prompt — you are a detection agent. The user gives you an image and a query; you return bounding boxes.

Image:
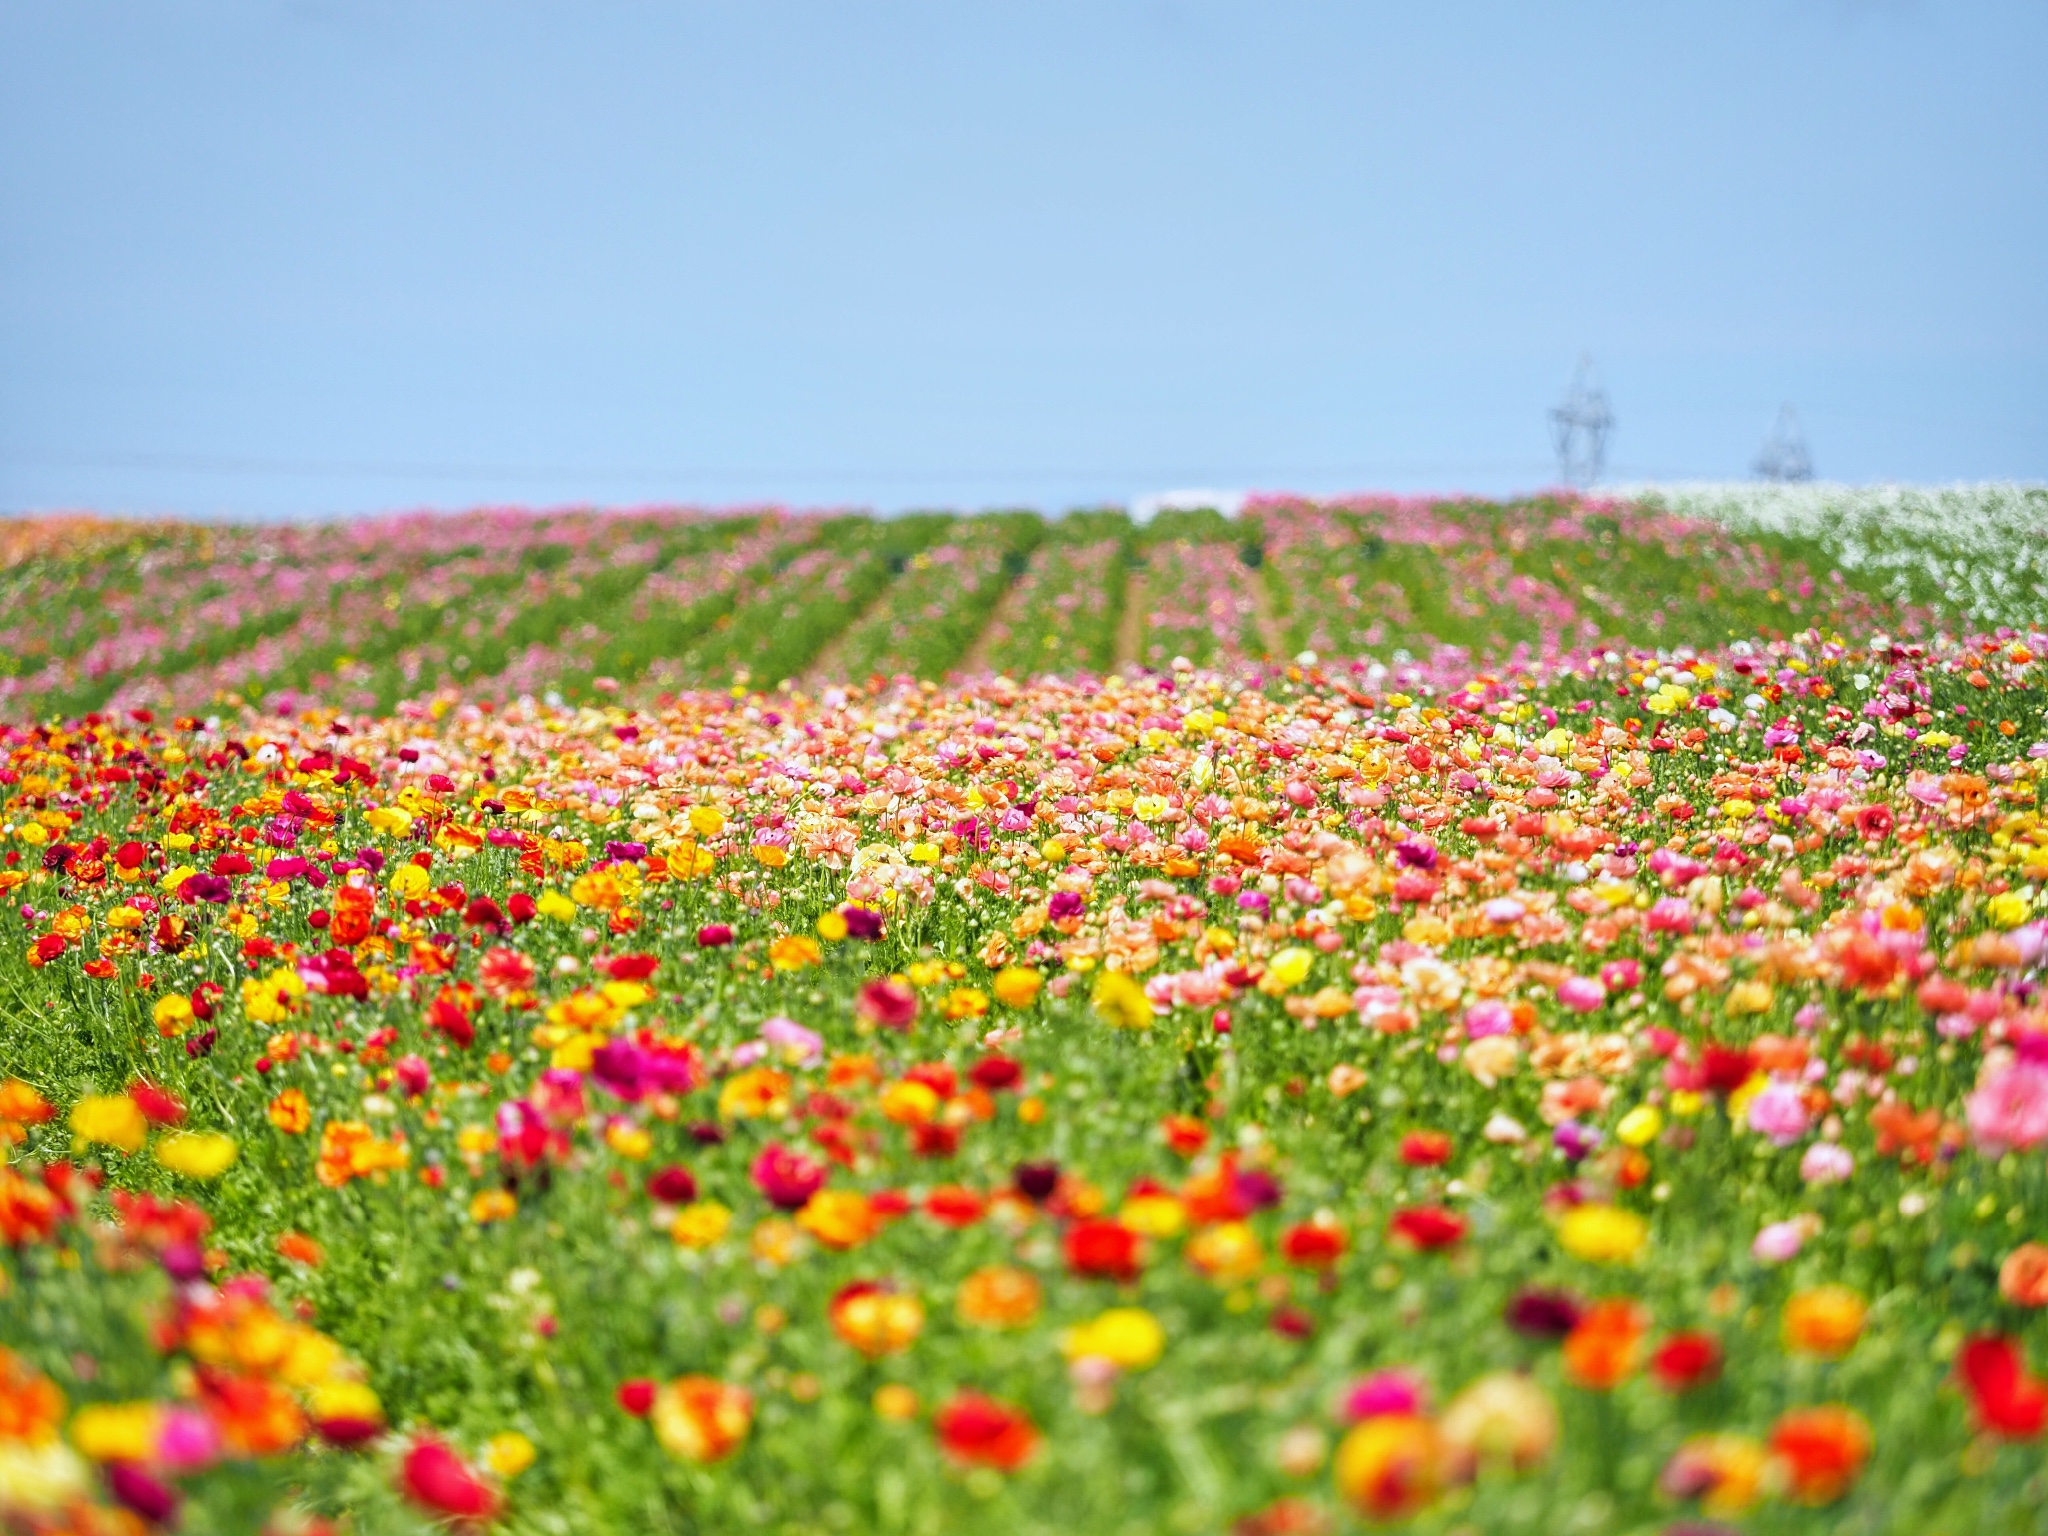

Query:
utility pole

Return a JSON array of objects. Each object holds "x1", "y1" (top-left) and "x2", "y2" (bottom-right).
[
  {"x1": 1549, "y1": 354, "x2": 1613, "y2": 488},
  {"x1": 1752, "y1": 404, "x2": 1813, "y2": 482}
]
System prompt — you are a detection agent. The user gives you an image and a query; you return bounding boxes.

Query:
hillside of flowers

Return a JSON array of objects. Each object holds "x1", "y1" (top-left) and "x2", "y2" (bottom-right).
[{"x1": 4, "y1": 494, "x2": 2048, "y2": 1533}]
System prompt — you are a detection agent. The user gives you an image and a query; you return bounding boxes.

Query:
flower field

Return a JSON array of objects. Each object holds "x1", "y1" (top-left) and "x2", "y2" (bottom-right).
[{"x1": 3, "y1": 492, "x2": 2048, "y2": 1534}]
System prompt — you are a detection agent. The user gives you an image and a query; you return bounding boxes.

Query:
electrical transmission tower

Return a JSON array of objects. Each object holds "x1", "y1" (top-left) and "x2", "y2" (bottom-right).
[
  {"x1": 1752, "y1": 404, "x2": 1813, "y2": 482},
  {"x1": 1549, "y1": 354, "x2": 1613, "y2": 487}
]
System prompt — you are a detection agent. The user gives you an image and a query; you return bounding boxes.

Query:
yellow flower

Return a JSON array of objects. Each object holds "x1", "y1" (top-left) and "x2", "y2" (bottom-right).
[
  {"x1": 873, "y1": 1383, "x2": 920, "y2": 1421},
  {"x1": 536, "y1": 890, "x2": 577, "y2": 922},
  {"x1": 470, "y1": 1190, "x2": 518, "y2": 1225},
  {"x1": 816, "y1": 910, "x2": 849, "y2": 942},
  {"x1": 307, "y1": 1379, "x2": 384, "y2": 1433},
  {"x1": 388, "y1": 863, "x2": 430, "y2": 900},
  {"x1": 69, "y1": 1094, "x2": 147, "y2": 1155},
  {"x1": 908, "y1": 842, "x2": 943, "y2": 864},
  {"x1": 156, "y1": 1131, "x2": 238, "y2": 1179},
  {"x1": 880, "y1": 1080, "x2": 942, "y2": 1126},
  {"x1": 484, "y1": 1431, "x2": 536, "y2": 1479},
  {"x1": 1615, "y1": 1106, "x2": 1663, "y2": 1147},
  {"x1": 604, "y1": 1121, "x2": 652, "y2": 1160},
  {"x1": 940, "y1": 987, "x2": 990, "y2": 1020},
  {"x1": 1091, "y1": 970, "x2": 1153, "y2": 1030},
  {"x1": 718, "y1": 1066, "x2": 791, "y2": 1120},
  {"x1": 688, "y1": 805, "x2": 726, "y2": 837},
  {"x1": 151, "y1": 994, "x2": 194, "y2": 1034},
  {"x1": 768, "y1": 935, "x2": 822, "y2": 971},
  {"x1": 1185, "y1": 1221, "x2": 1263, "y2": 1282},
  {"x1": 1989, "y1": 891, "x2": 2032, "y2": 930},
  {"x1": 1062, "y1": 1308, "x2": 1165, "y2": 1370},
  {"x1": 69, "y1": 1402, "x2": 160, "y2": 1462},
  {"x1": 1119, "y1": 1193, "x2": 1187, "y2": 1238},
  {"x1": 992, "y1": 966, "x2": 1044, "y2": 1009},
  {"x1": 241, "y1": 967, "x2": 306, "y2": 1025},
  {"x1": 1262, "y1": 947, "x2": 1315, "y2": 993},
  {"x1": 671, "y1": 1201, "x2": 732, "y2": 1249},
  {"x1": 1556, "y1": 1204, "x2": 1647, "y2": 1263}
]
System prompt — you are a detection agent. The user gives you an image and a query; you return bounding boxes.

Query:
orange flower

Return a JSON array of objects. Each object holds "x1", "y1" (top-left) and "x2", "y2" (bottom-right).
[
  {"x1": 956, "y1": 1265, "x2": 1043, "y2": 1329},
  {"x1": 1782, "y1": 1286, "x2": 1866, "y2": 1359},
  {"x1": 0, "y1": 1346, "x2": 65, "y2": 1444},
  {"x1": 795, "y1": 1190, "x2": 882, "y2": 1250},
  {"x1": 1160, "y1": 1114, "x2": 1210, "y2": 1156},
  {"x1": 2000, "y1": 1243, "x2": 2048, "y2": 1308},
  {"x1": 316, "y1": 1121, "x2": 408, "y2": 1189},
  {"x1": 1769, "y1": 1405, "x2": 1872, "y2": 1504},
  {"x1": 199, "y1": 1369, "x2": 308, "y2": 1456},
  {"x1": 828, "y1": 1281, "x2": 925, "y2": 1357},
  {"x1": 1563, "y1": 1299, "x2": 1649, "y2": 1390},
  {"x1": 267, "y1": 1089, "x2": 312, "y2": 1135},
  {"x1": 1333, "y1": 1414, "x2": 1442, "y2": 1520},
  {"x1": 652, "y1": 1377, "x2": 753, "y2": 1463},
  {"x1": 0, "y1": 1166, "x2": 62, "y2": 1247},
  {"x1": 0, "y1": 1078, "x2": 55, "y2": 1132},
  {"x1": 275, "y1": 1231, "x2": 324, "y2": 1267}
]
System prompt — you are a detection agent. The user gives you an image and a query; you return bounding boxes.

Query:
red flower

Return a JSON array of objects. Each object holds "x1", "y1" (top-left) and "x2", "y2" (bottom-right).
[
  {"x1": 1957, "y1": 1335, "x2": 2048, "y2": 1438},
  {"x1": 1398, "y1": 1131, "x2": 1453, "y2": 1167},
  {"x1": 647, "y1": 1165, "x2": 698, "y2": 1205},
  {"x1": 616, "y1": 1378, "x2": 657, "y2": 1417},
  {"x1": 399, "y1": 1437, "x2": 500, "y2": 1522},
  {"x1": 924, "y1": 1185, "x2": 986, "y2": 1227},
  {"x1": 933, "y1": 1391, "x2": 1040, "y2": 1471},
  {"x1": 969, "y1": 1056, "x2": 1023, "y2": 1092},
  {"x1": 855, "y1": 977, "x2": 918, "y2": 1030},
  {"x1": 604, "y1": 953, "x2": 660, "y2": 981},
  {"x1": 1650, "y1": 1331, "x2": 1723, "y2": 1392},
  {"x1": 29, "y1": 933, "x2": 67, "y2": 967},
  {"x1": 1387, "y1": 1206, "x2": 1467, "y2": 1252},
  {"x1": 1279, "y1": 1221, "x2": 1348, "y2": 1270},
  {"x1": 1065, "y1": 1217, "x2": 1143, "y2": 1281},
  {"x1": 750, "y1": 1143, "x2": 826, "y2": 1210},
  {"x1": 1698, "y1": 1043, "x2": 1756, "y2": 1095},
  {"x1": 126, "y1": 1080, "x2": 186, "y2": 1127},
  {"x1": 1852, "y1": 804, "x2": 1894, "y2": 841}
]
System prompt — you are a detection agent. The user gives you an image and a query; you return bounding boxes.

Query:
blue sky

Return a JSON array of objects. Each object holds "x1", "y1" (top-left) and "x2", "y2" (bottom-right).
[{"x1": 1, "y1": 2, "x2": 2043, "y2": 518}]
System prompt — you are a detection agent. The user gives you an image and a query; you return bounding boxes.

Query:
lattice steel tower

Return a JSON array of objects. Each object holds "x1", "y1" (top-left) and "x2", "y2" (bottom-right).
[
  {"x1": 1550, "y1": 354, "x2": 1613, "y2": 487},
  {"x1": 1753, "y1": 404, "x2": 1813, "y2": 482}
]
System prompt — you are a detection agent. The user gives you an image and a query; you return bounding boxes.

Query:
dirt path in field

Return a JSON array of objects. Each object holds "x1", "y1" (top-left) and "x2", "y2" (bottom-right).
[
  {"x1": 1113, "y1": 569, "x2": 1149, "y2": 674},
  {"x1": 798, "y1": 580, "x2": 896, "y2": 691},
  {"x1": 1246, "y1": 563, "x2": 1289, "y2": 661},
  {"x1": 955, "y1": 582, "x2": 1022, "y2": 678}
]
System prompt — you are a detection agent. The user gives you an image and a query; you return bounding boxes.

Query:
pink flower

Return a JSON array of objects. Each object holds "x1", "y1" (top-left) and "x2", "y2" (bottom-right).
[
  {"x1": 1341, "y1": 1369, "x2": 1428, "y2": 1422},
  {"x1": 760, "y1": 1016, "x2": 824, "y2": 1066},
  {"x1": 1753, "y1": 1219, "x2": 1808, "y2": 1263},
  {"x1": 1967, "y1": 1061, "x2": 2048, "y2": 1155},
  {"x1": 1463, "y1": 999, "x2": 1513, "y2": 1039},
  {"x1": 750, "y1": 1143, "x2": 827, "y2": 1210},
  {"x1": 1556, "y1": 976, "x2": 1607, "y2": 1013},
  {"x1": 1799, "y1": 1142, "x2": 1854, "y2": 1185},
  {"x1": 1746, "y1": 1081, "x2": 1812, "y2": 1147}
]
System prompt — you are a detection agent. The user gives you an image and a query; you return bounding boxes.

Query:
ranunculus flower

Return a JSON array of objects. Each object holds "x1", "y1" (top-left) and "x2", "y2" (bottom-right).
[
  {"x1": 399, "y1": 1437, "x2": 500, "y2": 1521},
  {"x1": 749, "y1": 1143, "x2": 826, "y2": 1210},
  {"x1": 933, "y1": 1391, "x2": 1040, "y2": 1471}
]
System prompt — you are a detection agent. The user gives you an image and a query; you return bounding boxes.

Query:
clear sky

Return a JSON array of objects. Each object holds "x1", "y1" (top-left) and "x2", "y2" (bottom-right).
[{"x1": 2, "y1": 2, "x2": 2043, "y2": 519}]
